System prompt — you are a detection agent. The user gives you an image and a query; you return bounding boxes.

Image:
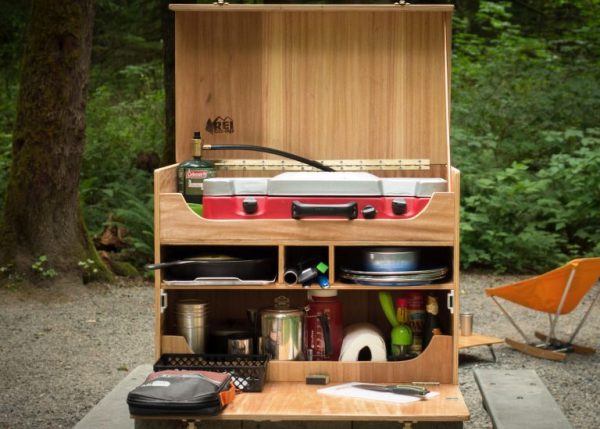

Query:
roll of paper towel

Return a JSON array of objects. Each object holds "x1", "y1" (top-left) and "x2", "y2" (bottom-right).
[{"x1": 339, "y1": 323, "x2": 387, "y2": 361}]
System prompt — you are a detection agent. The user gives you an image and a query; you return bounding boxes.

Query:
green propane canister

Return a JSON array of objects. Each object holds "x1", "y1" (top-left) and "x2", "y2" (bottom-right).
[{"x1": 177, "y1": 131, "x2": 216, "y2": 205}]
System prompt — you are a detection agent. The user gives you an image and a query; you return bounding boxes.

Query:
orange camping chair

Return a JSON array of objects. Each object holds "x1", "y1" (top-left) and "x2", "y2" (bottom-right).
[{"x1": 486, "y1": 258, "x2": 600, "y2": 361}]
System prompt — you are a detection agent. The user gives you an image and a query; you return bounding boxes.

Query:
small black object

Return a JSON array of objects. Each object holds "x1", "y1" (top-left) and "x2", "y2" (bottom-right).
[
  {"x1": 362, "y1": 205, "x2": 377, "y2": 219},
  {"x1": 392, "y1": 198, "x2": 408, "y2": 215},
  {"x1": 243, "y1": 197, "x2": 258, "y2": 214},
  {"x1": 154, "y1": 354, "x2": 269, "y2": 392},
  {"x1": 306, "y1": 374, "x2": 330, "y2": 385}
]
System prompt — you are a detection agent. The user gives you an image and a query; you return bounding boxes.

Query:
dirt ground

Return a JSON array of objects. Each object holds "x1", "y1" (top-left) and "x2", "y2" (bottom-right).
[{"x1": 0, "y1": 273, "x2": 598, "y2": 428}]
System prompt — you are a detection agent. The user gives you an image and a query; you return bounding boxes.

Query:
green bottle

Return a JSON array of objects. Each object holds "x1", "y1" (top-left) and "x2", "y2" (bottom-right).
[{"x1": 177, "y1": 131, "x2": 216, "y2": 204}]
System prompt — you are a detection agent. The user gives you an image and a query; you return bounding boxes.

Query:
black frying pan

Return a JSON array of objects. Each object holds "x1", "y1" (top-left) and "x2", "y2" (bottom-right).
[{"x1": 145, "y1": 254, "x2": 276, "y2": 280}]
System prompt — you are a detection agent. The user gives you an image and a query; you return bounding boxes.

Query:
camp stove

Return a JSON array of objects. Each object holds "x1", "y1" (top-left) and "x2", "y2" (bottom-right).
[{"x1": 201, "y1": 172, "x2": 446, "y2": 220}]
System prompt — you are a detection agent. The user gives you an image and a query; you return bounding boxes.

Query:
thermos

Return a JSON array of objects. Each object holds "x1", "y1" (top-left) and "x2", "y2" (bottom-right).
[{"x1": 306, "y1": 290, "x2": 343, "y2": 360}]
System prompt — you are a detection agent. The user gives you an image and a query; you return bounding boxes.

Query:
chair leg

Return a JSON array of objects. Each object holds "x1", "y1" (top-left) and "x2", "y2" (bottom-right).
[
  {"x1": 534, "y1": 331, "x2": 596, "y2": 355},
  {"x1": 568, "y1": 285, "x2": 600, "y2": 345},
  {"x1": 505, "y1": 337, "x2": 566, "y2": 361},
  {"x1": 491, "y1": 297, "x2": 532, "y2": 344}
]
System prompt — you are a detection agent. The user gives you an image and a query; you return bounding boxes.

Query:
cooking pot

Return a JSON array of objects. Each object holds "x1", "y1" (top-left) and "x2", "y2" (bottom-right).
[
  {"x1": 362, "y1": 247, "x2": 421, "y2": 272},
  {"x1": 145, "y1": 254, "x2": 276, "y2": 281},
  {"x1": 260, "y1": 296, "x2": 331, "y2": 361}
]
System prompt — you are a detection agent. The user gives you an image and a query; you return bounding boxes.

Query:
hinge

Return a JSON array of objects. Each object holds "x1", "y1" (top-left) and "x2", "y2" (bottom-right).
[
  {"x1": 213, "y1": 0, "x2": 229, "y2": 5},
  {"x1": 447, "y1": 290, "x2": 455, "y2": 314},
  {"x1": 160, "y1": 290, "x2": 168, "y2": 314},
  {"x1": 394, "y1": 0, "x2": 411, "y2": 5}
]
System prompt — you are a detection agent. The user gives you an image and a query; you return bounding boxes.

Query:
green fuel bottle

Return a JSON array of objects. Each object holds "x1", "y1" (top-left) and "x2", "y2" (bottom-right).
[{"x1": 177, "y1": 131, "x2": 216, "y2": 204}]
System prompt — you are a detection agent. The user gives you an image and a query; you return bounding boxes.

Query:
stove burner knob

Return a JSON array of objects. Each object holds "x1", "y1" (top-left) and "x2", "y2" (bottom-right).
[
  {"x1": 362, "y1": 205, "x2": 377, "y2": 219},
  {"x1": 242, "y1": 197, "x2": 258, "y2": 215},
  {"x1": 392, "y1": 198, "x2": 408, "y2": 215}
]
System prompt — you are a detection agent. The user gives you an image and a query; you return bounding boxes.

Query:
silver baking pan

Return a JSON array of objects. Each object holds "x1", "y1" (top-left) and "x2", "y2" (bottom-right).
[{"x1": 163, "y1": 276, "x2": 277, "y2": 286}]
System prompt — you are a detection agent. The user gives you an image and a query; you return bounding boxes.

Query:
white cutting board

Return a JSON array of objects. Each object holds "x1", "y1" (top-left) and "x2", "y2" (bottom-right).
[{"x1": 317, "y1": 383, "x2": 440, "y2": 404}]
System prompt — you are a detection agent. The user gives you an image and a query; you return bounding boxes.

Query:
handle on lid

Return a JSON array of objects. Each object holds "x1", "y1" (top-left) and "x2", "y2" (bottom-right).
[{"x1": 292, "y1": 201, "x2": 358, "y2": 220}]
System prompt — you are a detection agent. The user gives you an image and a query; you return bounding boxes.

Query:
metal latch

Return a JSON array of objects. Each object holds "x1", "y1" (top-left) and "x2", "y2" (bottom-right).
[
  {"x1": 447, "y1": 290, "x2": 454, "y2": 314},
  {"x1": 160, "y1": 290, "x2": 168, "y2": 314}
]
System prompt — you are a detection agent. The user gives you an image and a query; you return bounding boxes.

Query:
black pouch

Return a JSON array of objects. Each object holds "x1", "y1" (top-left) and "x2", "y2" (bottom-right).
[{"x1": 127, "y1": 370, "x2": 236, "y2": 416}]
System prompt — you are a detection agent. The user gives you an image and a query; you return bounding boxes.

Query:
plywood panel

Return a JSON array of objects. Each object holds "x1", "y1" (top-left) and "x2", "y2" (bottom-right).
[
  {"x1": 159, "y1": 192, "x2": 455, "y2": 244},
  {"x1": 135, "y1": 381, "x2": 467, "y2": 422},
  {"x1": 174, "y1": 9, "x2": 451, "y2": 165}
]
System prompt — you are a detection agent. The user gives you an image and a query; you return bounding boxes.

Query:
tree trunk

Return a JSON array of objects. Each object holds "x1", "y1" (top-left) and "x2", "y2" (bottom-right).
[{"x1": 0, "y1": 0, "x2": 112, "y2": 283}]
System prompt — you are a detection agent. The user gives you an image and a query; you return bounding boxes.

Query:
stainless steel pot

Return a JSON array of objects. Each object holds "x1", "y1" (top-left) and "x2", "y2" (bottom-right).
[
  {"x1": 259, "y1": 296, "x2": 331, "y2": 361},
  {"x1": 260, "y1": 296, "x2": 305, "y2": 361}
]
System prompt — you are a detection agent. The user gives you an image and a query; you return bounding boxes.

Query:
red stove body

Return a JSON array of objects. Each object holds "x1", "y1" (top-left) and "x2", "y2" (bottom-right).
[{"x1": 201, "y1": 172, "x2": 446, "y2": 220}]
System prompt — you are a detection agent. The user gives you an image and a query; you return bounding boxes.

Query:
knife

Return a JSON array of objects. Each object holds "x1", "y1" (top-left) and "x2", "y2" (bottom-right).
[{"x1": 354, "y1": 384, "x2": 430, "y2": 398}]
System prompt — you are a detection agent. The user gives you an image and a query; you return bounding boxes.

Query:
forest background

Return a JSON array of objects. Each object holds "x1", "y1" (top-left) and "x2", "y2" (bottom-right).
[{"x1": 0, "y1": 0, "x2": 598, "y2": 284}]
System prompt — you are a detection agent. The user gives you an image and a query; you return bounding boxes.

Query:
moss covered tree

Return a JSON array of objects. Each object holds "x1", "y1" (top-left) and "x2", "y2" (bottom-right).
[{"x1": 0, "y1": 0, "x2": 112, "y2": 283}]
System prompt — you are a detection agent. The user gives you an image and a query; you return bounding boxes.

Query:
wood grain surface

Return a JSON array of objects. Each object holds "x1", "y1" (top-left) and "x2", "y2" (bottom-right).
[
  {"x1": 158, "y1": 192, "x2": 455, "y2": 244},
  {"x1": 458, "y1": 334, "x2": 503, "y2": 349},
  {"x1": 135, "y1": 380, "x2": 468, "y2": 422},
  {"x1": 174, "y1": 8, "x2": 452, "y2": 166}
]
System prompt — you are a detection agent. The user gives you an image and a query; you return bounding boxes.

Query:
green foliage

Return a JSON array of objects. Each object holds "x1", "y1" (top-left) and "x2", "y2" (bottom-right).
[
  {"x1": 31, "y1": 255, "x2": 58, "y2": 279},
  {"x1": 0, "y1": 0, "x2": 598, "y2": 276},
  {"x1": 82, "y1": 61, "x2": 163, "y2": 267},
  {"x1": 78, "y1": 258, "x2": 99, "y2": 283},
  {"x1": 452, "y1": 1, "x2": 600, "y2": 272}
]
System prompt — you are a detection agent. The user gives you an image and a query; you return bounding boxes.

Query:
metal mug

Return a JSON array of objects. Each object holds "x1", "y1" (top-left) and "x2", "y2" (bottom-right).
[
  {"x1": 460, "y1": 313, "x2": 473, "y2": 336},
  {"x1": 227, "y1": 334, "x2": 253, "y2": 355},
  {"x1": 176, "y1": 300, "x2": 208, "y2": 353}
]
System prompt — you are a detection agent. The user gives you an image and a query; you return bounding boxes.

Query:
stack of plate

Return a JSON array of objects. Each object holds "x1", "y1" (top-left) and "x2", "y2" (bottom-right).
[{"x1": 339, "y1": 266, "x2": 448, "y2": 286}]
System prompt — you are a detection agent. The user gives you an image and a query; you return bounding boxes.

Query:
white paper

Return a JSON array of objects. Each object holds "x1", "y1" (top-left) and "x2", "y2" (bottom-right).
[
  {"x1": 317, "y1": 383, "x2": 440, "y2": 404},
  {"x1": 339, "y1": 323, "x2": 387, "y2": 362}
]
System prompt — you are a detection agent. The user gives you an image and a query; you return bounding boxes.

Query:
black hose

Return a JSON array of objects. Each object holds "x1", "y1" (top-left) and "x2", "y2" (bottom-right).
[{"x1": 203, "y1": 144, "x2": 335, "y2": 172}]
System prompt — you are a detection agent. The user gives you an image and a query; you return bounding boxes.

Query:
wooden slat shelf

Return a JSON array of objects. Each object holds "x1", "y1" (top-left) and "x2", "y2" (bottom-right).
[
  {"x1": 134, "y1": 381, "x2": 469, "y2": 422},
  {"x1": 161, "y1": 282, "x2": 455, "y2": 291}
]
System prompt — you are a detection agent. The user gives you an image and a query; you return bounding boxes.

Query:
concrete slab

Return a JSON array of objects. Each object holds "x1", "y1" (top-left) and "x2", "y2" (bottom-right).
[
  {"x1": 74, "y1": 364, "x2": 152, "y2": 429},
  {"x1": 474, "y1": 369, "x2": 572, "y2": 429}
]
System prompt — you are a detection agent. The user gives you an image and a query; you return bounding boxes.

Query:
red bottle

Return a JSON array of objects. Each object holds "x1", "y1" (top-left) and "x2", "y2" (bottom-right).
[{"x1": 306, "y1": 290, "x2": 343, "y2": 360}]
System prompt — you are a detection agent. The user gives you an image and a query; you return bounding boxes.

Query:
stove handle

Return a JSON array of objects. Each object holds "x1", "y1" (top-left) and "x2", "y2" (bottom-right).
[{"x1": 292, "y1": 201, "x2": 358, "y2": 220}]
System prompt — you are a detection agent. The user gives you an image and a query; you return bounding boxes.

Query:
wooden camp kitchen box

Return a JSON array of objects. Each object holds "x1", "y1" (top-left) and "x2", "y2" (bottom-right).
[{"x1": 149, "y1": 3, "x2": 468, "y2": 426}]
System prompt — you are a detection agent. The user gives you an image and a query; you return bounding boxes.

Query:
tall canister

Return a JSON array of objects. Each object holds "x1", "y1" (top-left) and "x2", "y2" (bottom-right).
[
  {"x1": 176, "y1": 300, "x2": 208, "y2": 353},
  {"x1": 406, "y1": 291, "x2": 426, "y2": 354}
]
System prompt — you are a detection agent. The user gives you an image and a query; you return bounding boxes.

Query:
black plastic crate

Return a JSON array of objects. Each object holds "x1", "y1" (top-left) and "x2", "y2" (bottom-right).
[{"x1": 154, "y1": 354, "x2": 269, "y2": 392}]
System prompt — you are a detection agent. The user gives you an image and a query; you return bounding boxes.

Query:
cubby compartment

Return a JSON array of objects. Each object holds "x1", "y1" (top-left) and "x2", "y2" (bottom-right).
[
  {"x1": 160, "y1": 288, "x2": 455, "y2": 383},
  {"x1": 158, "y1": 245, "x2": 278, "y2": 284},
  {"x1": 283, "y1": 246, "x2": 330, "y2": 286},
  {"x1": 334, "y1": 246, "x2": 453, "y2": 287}
]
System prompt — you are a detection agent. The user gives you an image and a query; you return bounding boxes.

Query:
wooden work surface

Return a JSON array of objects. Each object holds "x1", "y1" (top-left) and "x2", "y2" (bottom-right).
[
  {"x1": 135, "y1": 382, "x2": 469, "y2": 422},
  {"x1": 458, "y1": 334, "x2": 504, "y2": 349}
]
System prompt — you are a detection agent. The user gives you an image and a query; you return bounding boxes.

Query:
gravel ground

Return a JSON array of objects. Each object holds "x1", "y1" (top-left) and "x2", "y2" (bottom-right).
[{"x1": 0, "y1": 273, "x2": 598, "y2": 429}]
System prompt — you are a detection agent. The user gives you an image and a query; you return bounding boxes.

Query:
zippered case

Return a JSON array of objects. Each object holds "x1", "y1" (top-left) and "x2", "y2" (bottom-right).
[{"x1": 127, "y1": 370, "x2": 235, "y2": 416}]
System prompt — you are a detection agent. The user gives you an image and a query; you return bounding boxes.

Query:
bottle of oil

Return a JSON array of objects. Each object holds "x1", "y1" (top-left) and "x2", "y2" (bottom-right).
[
  {"x1": 177, "y1": 131, "x2": 216, "y2": 204},
  {"x1": 422, "y1": 294, "x2": 442, "y2": 350}
]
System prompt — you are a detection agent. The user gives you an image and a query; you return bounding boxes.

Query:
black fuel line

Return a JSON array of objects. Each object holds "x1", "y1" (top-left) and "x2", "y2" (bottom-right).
[{"x1": 202, "y1": 144, "x2": 335, "y2": 172}]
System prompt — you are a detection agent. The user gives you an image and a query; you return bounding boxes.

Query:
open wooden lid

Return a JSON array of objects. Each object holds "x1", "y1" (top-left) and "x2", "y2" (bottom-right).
[{"x1": 171, "y1": 4, "x2": 453, "y2": 174}]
